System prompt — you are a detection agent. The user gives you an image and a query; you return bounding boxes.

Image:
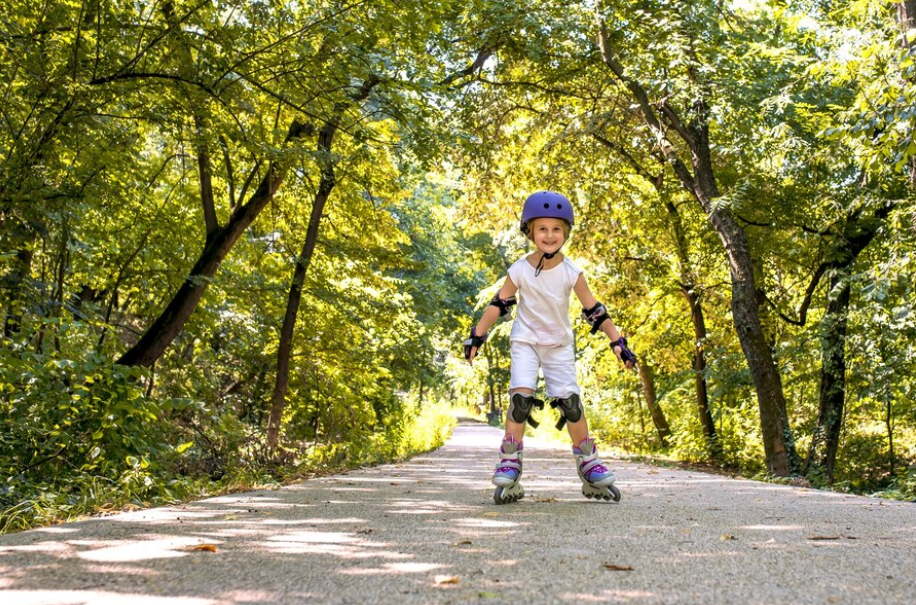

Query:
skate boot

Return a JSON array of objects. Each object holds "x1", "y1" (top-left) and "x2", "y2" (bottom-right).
[
  {"x1": 573, "y1": 437, "x2": 621, "y2": 502},
  {"x1": 492, "y1": 436, "x2": 524, "y2": 505}
]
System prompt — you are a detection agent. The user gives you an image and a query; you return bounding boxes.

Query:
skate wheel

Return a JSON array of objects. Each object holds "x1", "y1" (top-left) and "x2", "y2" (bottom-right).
[
  {"x1": 493, "y1": 485, "x2": 523, "y2": 505},
  {"x1": 608, "y1": 484, "x2": 621, "y2": 502},
  {"x1": 582, "y1": 484, "x2": 621, "y2": 502}
]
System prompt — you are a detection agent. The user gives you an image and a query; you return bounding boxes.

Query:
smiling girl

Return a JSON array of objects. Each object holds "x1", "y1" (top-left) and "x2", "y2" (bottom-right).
[{"x1": 463, "y1": 191, "x2": 636, "y2": 504}]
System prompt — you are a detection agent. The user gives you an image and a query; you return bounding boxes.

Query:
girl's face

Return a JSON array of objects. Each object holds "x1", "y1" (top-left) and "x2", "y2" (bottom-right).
[{"x1": 529, "y1": 218, "x2": 568, "y2": 255}]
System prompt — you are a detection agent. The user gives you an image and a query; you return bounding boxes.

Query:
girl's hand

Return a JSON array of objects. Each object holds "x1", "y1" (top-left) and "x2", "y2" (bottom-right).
[
  {"x1": 463, "y1": 328, "x2": 487, "y2": 365},
  {"x1": 610, "y1": 337, "x2": 637, "y2": 370},
  {"x1": 467, "y1": 346, "x2": 478, "y2": 366}
]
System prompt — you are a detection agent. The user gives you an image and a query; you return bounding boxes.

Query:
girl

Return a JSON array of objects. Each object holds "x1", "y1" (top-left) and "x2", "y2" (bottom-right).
[{"x1": 464, "y1": 191, "x2": 636, "y2": 504}]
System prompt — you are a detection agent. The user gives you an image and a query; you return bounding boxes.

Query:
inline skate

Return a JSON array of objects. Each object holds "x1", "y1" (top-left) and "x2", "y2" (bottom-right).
[
  {"x1": 492, "y1": 436, "x2": 524, "y2": 505},
  {"x1": 573, "y1": 437, "x2": 621, "y2": 502}
]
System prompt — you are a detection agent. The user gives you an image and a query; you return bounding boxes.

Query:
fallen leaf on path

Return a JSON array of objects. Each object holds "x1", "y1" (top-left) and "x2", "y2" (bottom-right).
[
  {"x1": 720, "y1": 534, "x2": 737, "y2": 541},
  {"x1": 807, "y1": 535, "x2": 841, "y2": 541},
  {"x1": 533, "y1": 496, "x2": 556, "y2": 503},
  {"x1": 434, "y1": 575, "x2": 460, "y2": 585},
  {"x1": 453, "y1": 540, "x2": 472, "y2": 546},
  {"x1": 189, "y1": 544, "x2": 218, "y2": 552},
  {"x1": 602, "y1": 564, "x2": 634, "y2": 571}
]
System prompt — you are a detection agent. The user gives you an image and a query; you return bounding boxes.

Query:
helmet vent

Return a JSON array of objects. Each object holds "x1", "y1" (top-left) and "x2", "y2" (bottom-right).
[{"x1": 543, "y1": 203, "x2": 549, "y2": 208}]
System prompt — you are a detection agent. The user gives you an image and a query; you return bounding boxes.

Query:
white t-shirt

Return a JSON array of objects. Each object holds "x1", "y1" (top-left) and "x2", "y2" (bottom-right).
[{"x1": 507, "y1": 255, "x2": 583, "y2": 347}]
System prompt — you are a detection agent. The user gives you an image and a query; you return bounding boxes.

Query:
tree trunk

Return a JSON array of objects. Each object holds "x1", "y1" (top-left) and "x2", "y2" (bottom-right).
[
  {"x1": 806, "y1": 272, "x2": 850, "y2": 482},
  {"x1": 717, "y1": 217, "x2": 797, "y2": 476},
  {"x1": 898, "y1": 1, "x2": 916, "y2": 185},
  {"x1": 598, "y1": 23, "x2": 796, "y2": 475},
  {"x1": 265, "y1": 77, "x2": 379, "y2": 449},
  {"x1": 3, "y1": 245, "x2": 34, "y2": 338},
  {"x1": 636, "y1": 360, "x2": 671, "y2": 446},
  {"x1": 663, "y1": 197, "x2": 720, "y2": 459},
  {"x1": 591, "y1": 135, "x2": 719, "y2": 458},
  {"x1": 885, "y1": 378, "x2": 895, "y2": 478},
  {"x1": 682, "y1": 283, "x2": 721, "y2": 459},
  {"x1": 265, "y1": 129, "x2": 338, "y2": 449},
  {"x1": 805, "y1": 204, "x2": 893, "y2": 481},
  {"x1": 117, "y1": 119, "x2": 309, "y2": 367}
]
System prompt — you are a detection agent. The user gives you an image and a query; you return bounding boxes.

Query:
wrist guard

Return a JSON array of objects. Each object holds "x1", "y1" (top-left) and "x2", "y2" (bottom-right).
[
  {"x1": 489, "y1": 293, "x2": 517, "y2": 320},
  {"x1": 582, "y1": 302, "x2": 609, "y2": 335},
  {"x1": 463, "y1": 327, "x2": 487, "y2": 361},
  {"x1": 610, "y1": 336, "x2": 637, "y2": 365}
]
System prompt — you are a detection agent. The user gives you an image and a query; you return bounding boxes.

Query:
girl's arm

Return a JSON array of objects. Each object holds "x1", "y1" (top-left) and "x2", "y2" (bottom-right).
[
  {"x1": 466, "y1": 277, "x2": 518, "y2": 366},
  {"x1": 573, "y1": 274, "x2": 634, "y2": 368}
]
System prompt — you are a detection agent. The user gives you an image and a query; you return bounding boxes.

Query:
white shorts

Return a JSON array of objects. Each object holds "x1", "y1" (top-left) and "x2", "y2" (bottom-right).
[{"x1": 509, "y1": 341, "x2": 579, "y2": 398}]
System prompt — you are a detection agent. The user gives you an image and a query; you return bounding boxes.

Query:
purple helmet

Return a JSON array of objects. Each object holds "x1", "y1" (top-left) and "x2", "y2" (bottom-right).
[{"x1": 520, "y1": 191, "x2": 574, "y2": 235}]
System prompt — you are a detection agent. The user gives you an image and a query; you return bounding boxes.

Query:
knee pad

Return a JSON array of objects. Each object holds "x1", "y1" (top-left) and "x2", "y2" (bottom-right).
[
  {"x1": 508, "y1": 393, "x2": 544, "y2": 428},
  {"x1": 550, "y1": 394, "x2": 583, "y2": 430}
]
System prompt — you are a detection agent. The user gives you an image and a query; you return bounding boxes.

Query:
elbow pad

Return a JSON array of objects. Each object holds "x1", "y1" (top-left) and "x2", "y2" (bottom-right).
[
  {"x1": 489, "y1": 293, "x2": 517, "y2": 320},
  {"x1": 582, "y1": 302, "x2": 609, "y2": 335}
]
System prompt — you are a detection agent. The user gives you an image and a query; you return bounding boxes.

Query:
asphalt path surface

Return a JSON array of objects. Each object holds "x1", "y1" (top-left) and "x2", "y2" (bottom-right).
[{"x1": 2, "y1": 419, "x2": 915, "y2": 604}]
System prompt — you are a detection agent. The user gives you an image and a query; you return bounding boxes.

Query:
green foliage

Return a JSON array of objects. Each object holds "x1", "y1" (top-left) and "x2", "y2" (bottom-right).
[
  {"x1": 2, "y1": 0, "x2": 916, "y2": 533},
  {"x1": 0, "y1": 331, "x2": 165, "y2": 480},
  {"x1": 0, "y1": 326, "x2": 202, "y2": 532},
  {"x1": 446, "y1": 0, "x2": 916, "y2": 492}
]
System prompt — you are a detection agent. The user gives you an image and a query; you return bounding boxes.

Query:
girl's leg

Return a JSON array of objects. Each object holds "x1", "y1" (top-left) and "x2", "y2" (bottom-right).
[
  {"x1": 565, "y1": 415, "x2": 589, "y2": 446},
  {"x1": 492, "y1": 342, "x2": 538, "y2": 503},
  {"x1": 507, "y1": 341, "x2": 539, "y2": 441}
]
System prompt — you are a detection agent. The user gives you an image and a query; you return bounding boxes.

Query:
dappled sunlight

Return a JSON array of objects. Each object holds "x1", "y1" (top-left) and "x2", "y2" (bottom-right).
[
  {"x1": 254, "y1": 517, "x2": 364, "y2": 527},
  {"x1": 282, "y1": 516, "x2": 367, "y2": 525},
  {"x1": 484, "y1": 558, "x2": 518, "y2": 567},
  {"x1": 216, "y1": 590, "x2": 283, "y2": 603},
  {"x1": 0, "y1": 541, "x2": 74, "y2": 556},
  {"x1": 258, "y1": 529, "x2": 410, "y2": 560},
  {"x1": 77, "y1": 536, "x2": 210, "y2": 562},
  {"x1": 385, "y1": 499, "x2": 478, "y2": 515},
  {"x1": 343, "y1": 477, "x2": 419, "y2": 484},
  {"x1": 260, "y1": 540, "x2": 409, "y2": 558},
  {"x1": 560, "y1": 590, "x2": 658, "y2": 602},
  {"x1": 265, "y1": 530, "x2": 362, "y2": 544},
  {"x1": 0, "y1": 591, "x2": 215, "y2": 605},
  {"x1": 197, "y1": 495, "x2": 283, "y2": 505},
  {"x1": 740, "y1": 524, "x2": 808, "y2": 531},
  {"x1": 82, "y1": 563, "x2": 163, "y2": 576},
  {"x1": 454, "y1": 517, "x2": 522, "y2": 529},
  {"x1": 679, "y1": 551, "x2": 744, "y2": 559},
  {"x1": 115, "y1": 508, "x2": 242, "y2": 524},
  {"x1": 339, "y1": 561, "x2": 445, "y2": 575},
  {"x1": 30, "y1": 527, "x2": 79, "y2": 535}
]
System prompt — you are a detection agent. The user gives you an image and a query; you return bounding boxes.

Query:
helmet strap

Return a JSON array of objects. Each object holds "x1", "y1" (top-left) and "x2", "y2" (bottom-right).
[{"x1": 534, "y1": 251, "x2": 557, "y2": 277}]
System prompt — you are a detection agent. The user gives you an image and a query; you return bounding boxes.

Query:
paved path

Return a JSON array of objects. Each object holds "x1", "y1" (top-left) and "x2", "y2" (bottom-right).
[{"x1": 2, "y1": 420, "x2": 915, "y2": 604}]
